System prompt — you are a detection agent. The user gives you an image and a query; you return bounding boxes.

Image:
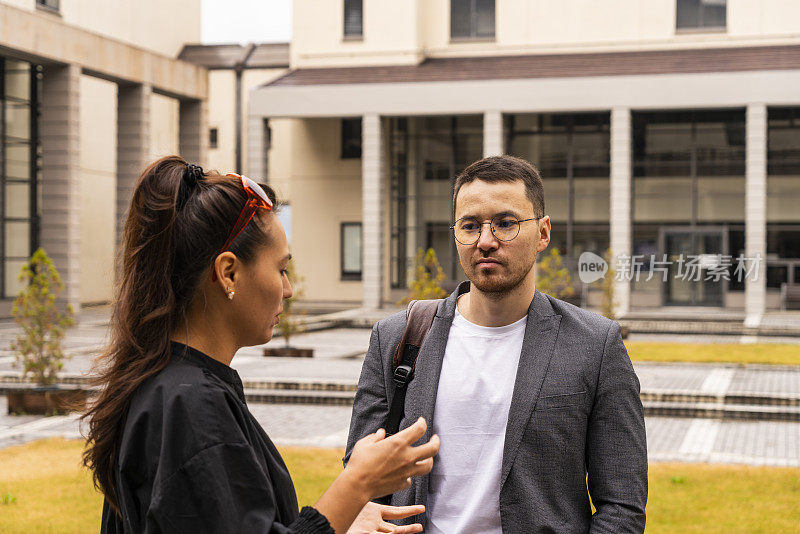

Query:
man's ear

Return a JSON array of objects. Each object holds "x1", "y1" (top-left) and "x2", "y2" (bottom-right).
[
  {"x1": 537, "y1": 216, "x2": 551, "y2": 253},
  {"x1": 213, "y1": 252, "x2": 239, "y2": 292}
]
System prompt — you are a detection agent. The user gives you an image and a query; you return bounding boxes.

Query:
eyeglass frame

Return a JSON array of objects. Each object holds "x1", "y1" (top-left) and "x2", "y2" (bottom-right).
[
  {"x1": 211, "y1": 173, "x2": 273, "y2": 281},
  {"x1": 450, "y1": 213, "x2": 541, "y2": 245}
]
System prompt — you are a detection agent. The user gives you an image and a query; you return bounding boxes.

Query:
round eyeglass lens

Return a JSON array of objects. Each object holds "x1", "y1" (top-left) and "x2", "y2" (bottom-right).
[
  {"x1": 491, "y1": 215, "x2": 520, "y2": 241},
  {"x1": 454, "y1": 218, "x2": 480, "y2": 244}
]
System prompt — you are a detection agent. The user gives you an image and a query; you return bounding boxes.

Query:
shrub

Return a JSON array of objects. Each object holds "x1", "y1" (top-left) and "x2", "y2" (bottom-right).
[
  {"x1": 10, "y1": 248, "x2": 74, "y2": 386},
  {"x1": 535, "y1": 248, "x2": 575, "y2": 300},
  {"x1": 401, "y1": 248, "x2": 448, "y2": 304}
]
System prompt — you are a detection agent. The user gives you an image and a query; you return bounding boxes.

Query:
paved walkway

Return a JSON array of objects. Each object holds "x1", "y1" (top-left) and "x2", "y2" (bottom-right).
[{"x1": 1, "y1": 316, "x2": 799, "y2": 467}]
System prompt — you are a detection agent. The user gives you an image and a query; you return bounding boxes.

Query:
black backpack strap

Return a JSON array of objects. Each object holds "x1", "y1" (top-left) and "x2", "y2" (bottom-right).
[{"x1": 385, "y1": 299, "x2": 440, "y2": 436}]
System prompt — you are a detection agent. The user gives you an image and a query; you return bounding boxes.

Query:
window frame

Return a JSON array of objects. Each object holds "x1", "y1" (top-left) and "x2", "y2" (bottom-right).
[
  {"x1": 450, "y1": 0, "x2": 496, "y2": 42},
  {"x1": 341, "y1": 118, "x2": 362, "y2": 159},
  {"x1": 341, "y1": 222, "x2": 363, "y2": 281},
  {"x1": 1, "y1": 59, "x2": 41, "y2": 299},
  {"x1": 208, "y1": 127, "x2": 218, "y2": 149},
  {"x1": 343, "y1": 0, "x2": 364, "y2": 40},
  {"x1": 36, "y1": 0, "x2": 60, "y2": 13},
  {"x1": 675, "y1": 0, "x2": 727, "y2": 32}
]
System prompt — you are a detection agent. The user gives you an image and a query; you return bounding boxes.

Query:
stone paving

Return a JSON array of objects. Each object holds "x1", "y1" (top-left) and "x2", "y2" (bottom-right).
[{"x1": 1, "y1": 316, "x2": 800, "y2": 467}]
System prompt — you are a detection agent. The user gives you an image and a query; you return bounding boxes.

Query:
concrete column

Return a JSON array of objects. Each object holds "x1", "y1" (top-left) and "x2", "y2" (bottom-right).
[
  {"x1": 116, "y1": 83, "x2": 152, "y2": 250},
  {"x1": 744, "y1": 103, "x2": 767, "y2": 327},
  {"x1": 362, "y1": 114, "x2": 384, "y2": 309},
  {"x1": 179, "y1": 98, "x2": 208, "y2": 165},
  {"x1": 40, "y1": 64, "x2": 81, "y2": 311},
  {"x1": 483, "y1": 110, "x2": 503, "y2": 157},
  {"x1": 610, "y1": 107, "x2": 632, "y2": 318},
  {"x1": 247, "y1": 113, "x2": 266, "y2": 180}
]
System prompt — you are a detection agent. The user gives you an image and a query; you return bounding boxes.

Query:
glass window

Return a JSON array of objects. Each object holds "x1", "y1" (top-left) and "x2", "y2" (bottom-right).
[
  {"x1": 632, "y1": 110, "x2": 744, "y2": 178},
  {"x1": 4, "y1": 60, "x2": 31, "y2": 100},
  {"x1": 5, "y1": 221, "x2": 31, "y2": 258},
  {"x1": 5, "y1": 182, "x2": 31, "y2": 219},
  {"x1": 4, "y1": 142, "x2": 31, "y2": 180},
  {"x1": 344, "y1": 0, "x2": 363, "y2": 39},
  {"x1": 1, "y1": 58, "x2": 39, "y2": 299},
  {"x1": 209, "y1": 127, "x2": 218, "y2": 149},
  {"x1": 676, "y1": 0, "x2": 726, "y2": 31},
  {"x1": 632, "y1": 110, "x2": 745, "y2": 225},
  {"x1": 341, "y1": 223, "x2": 362, "y2": 279},
  {"x1": 507, "y1": 113, "x2": 610, "y2": 179},
  {"x1": 768, "y1": 107, "x2": 800, "y2": 175},
  {"x1": 451, "y1": 0, "x2": 495, "y2": 40},
  {"x1": 341, "y1": 118, "x2": 362, "y2": 159},
  {"x1": 389, "y1": 115, "x2": 482, "y2": 288},
  {"x1": 36, "y1": 0, "x2": 59, "y2": 11}
]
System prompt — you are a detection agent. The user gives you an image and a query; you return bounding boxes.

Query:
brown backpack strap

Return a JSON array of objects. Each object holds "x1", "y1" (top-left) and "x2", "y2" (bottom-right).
[{"x1": 385, "y1": 299, "x2": 440, "y2": 436}]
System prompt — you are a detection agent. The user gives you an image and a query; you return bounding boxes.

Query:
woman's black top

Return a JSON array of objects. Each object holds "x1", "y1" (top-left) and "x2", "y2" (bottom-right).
[{"x1": 100, "y1": 342, "x2": 334, "y2": 533}]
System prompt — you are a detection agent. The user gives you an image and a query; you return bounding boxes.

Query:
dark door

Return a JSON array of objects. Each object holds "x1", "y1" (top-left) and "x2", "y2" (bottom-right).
[{"x1": 663, "y1": 228, "x2": 725, "y2": 307}]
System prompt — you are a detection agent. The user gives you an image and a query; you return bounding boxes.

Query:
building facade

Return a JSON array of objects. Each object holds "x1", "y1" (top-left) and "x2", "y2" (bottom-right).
[
  {"x1": 0, "y1": 0, "x2": 208, "y2": 314},
  {"x1": 251, "y1": 0, "x2": 800, "y2": 324}
]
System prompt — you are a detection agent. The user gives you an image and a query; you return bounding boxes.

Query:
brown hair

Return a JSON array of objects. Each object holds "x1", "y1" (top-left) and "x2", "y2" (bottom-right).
[
  {"x1": 452, "y1": 155, "x2": 545, "y2": 218},
  {"x1": 81, "y1": 155, "x2": 277, "y2": 512}
]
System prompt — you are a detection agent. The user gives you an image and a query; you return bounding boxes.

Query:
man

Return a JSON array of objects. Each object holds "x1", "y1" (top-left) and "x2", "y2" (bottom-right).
[{"x1": 346, "y1": 155, "x2": 647, "y2": 533}]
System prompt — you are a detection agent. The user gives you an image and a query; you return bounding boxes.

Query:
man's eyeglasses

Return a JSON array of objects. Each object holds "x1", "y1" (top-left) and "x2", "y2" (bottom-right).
[
  {"x1": 212, "y1": 173, "x2": 273, "y2": 280},
  {"x1": 450, "y1": 214, "x2": 540, "y2": 245}
]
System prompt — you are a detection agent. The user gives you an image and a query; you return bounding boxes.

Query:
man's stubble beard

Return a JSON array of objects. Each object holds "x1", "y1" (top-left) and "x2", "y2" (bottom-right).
[{"x1": 465, "y1": 251, "x2": 538, "y2": 299}]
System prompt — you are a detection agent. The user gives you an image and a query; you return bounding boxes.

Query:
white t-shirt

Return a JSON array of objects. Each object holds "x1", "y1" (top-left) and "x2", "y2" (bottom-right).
[{"x1": 424, "y1": 306, "x2": 527, "y2": 534}]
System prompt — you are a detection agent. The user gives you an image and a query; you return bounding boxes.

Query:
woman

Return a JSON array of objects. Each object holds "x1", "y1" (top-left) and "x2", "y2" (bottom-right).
[{"x1": 82, "y1": 156, "x2": 439, "y2": 533}]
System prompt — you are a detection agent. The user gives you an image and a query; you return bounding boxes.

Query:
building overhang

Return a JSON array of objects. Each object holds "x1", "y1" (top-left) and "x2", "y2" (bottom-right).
[
  {"x1": 0, "y1": 3, "x2": 207, "y2": 100},
  {"x1": 250, "y1": 45, "x2": 800, "y2": 118}
]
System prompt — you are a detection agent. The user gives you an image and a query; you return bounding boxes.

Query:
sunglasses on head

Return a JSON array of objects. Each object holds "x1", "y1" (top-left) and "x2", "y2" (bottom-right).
[{"x1": 211, "y1": 173, "x2": 273, "y2": 281}]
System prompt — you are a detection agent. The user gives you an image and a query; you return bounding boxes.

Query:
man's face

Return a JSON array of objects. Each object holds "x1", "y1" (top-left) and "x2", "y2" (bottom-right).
[{"x1": 453, "y1": 179, "x2": 550, "y2": 295}]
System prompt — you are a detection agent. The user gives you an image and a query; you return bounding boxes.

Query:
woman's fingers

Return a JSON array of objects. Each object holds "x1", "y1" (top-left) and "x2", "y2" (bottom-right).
[
  {"x1": 410, "y1": 433, "x2": 440, "y2": 462},
  {"x1": 391, "y1": 417, "x2": 427, "y2": 445},
  {"x1": 379, "y1": 504, "x2": 425, "y2": 520},
  {"x1": 382, "y1": 522, "x2": 423, "y2": 533},
  {"x1": 406, "y1": 457, "x2": 434, "y2": 477}
]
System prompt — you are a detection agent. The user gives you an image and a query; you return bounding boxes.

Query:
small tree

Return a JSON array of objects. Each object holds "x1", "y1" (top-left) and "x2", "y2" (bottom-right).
[
  {"x1": 401, "y1": 248, "x2": 448, "y2": 304},
  {"x1": 276, "y1": 258, "x2": 305, "y2": 348},
  {"x1": 535, "y1": 248, "x2": 576, "y2": 300},
  {"x1": 599, "y1": 248, "x2": 617, "y2": 320},
  {"x1": 10, "y1": 248, "x2": 74, "y2": 386}
]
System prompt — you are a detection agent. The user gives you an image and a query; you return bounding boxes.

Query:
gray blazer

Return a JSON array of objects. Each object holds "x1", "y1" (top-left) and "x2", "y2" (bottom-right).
[{"x1": 345, "y1": 282, "x2": 647, "y2": 533}]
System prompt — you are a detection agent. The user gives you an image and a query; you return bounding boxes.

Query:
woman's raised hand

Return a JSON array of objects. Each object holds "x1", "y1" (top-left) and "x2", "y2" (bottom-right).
[
  {"x1": 344, "y1": 417, "x2": 440, "y2": 500},
  {"x1": 346, "y1": 502, "x2": 425, "y2": 534}
]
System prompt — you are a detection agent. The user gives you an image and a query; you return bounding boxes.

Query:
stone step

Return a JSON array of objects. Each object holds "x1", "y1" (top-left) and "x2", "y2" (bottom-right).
[
  {"x1": 640, "y1": 390, "x2": 800, "y2": 407},
  {"x1": 243, "y1": 388, "x2": 355, "y2": 406},
  {"x1": 620, "y1": 319, "x2": 800, "y2": 337},
  {"x1": 643, "y1": 401, "x2": 800, "y2": 422},
  {"x1": 0, "y1": 374, "x2": 358, "y2": 393}
]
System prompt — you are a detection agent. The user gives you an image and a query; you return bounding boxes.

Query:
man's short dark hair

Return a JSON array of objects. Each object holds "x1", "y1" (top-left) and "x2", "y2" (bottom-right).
[{"x1": 452, "y1": 155, "x2": 545, "y2": 219}]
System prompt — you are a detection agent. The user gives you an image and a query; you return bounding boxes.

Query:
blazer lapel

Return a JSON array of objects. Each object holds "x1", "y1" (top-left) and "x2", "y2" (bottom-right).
[
  {"x1": 500, "y1": 290, "x2": 562, "y2": 487},
  {"x1": 403, "y1": 282, "x2": 466, "y2": 508}
]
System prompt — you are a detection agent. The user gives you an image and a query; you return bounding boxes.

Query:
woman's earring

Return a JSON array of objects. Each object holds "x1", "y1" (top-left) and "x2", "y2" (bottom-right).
[{"x1": 227, "y1": 287, "x2": 235, "y2": 300}]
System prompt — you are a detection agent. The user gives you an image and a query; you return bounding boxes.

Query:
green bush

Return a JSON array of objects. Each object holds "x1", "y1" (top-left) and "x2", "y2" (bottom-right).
[
  {"x1": 535, "y1": 248, "x2": 575, "y2": 300},
  {"x1": 10, "y1": 248, "x2": 74, "y2": 386},
  {"x1": 401, "y1": 248, "x2": 448, "y2": 304}
]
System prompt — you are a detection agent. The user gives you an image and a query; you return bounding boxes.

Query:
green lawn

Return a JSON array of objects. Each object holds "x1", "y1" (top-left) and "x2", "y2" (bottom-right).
[
  {"x1": 626, "y1": 342, "x2": 800, "y2": 366},
  {"x1": 1, "y1": 438, "x2": 798, "y2": 533}
]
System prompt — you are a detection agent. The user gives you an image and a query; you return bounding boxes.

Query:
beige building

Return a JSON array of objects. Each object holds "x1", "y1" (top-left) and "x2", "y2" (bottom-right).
[
  {"x1": 251, "y1": 0, "x2": 800, "y2": 325},
  {"x1": 177, "y1": 43, "x2": 291, "y2": 205},
  {"x1": 0, "y1": 0, "x2": 207, "y2": 315}
]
